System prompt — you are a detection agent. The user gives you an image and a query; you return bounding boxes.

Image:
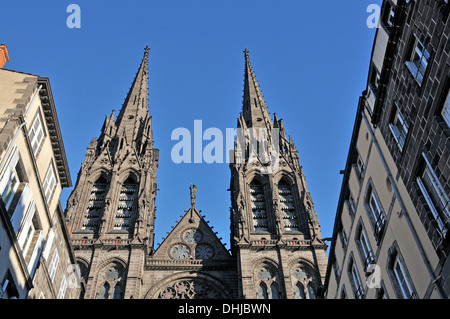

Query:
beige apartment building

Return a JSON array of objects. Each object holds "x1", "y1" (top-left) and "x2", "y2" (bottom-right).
[
  {"x1": 325, "y1": 0, "x2": 450, "y2": 299},
  {"x1": 0, "y1": 52, "x2": 80, "y2": 299}
]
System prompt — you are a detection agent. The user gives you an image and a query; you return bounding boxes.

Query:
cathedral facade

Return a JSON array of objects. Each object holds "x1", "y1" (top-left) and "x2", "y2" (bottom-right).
[{"x1": 65, "y1": 47, "x2": 328, "y2": 299}]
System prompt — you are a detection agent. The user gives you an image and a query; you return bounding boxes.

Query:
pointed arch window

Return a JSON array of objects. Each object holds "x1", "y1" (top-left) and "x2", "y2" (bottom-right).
[
  {"x1": 82, "y1": 176, "x2": 107, "y2": 231},
  {"x1": 250, "y1": 179, "x2": 269, "y2": 232},
  {"x1": 257, "y1": 282, "x2": 269, "y2": 299},
  {"x1": 294, "y1": 266, "x2": 317, "y2": 299},
  {"x1": 114, "y1": 176, "x2": 137, "y2": 231},
  {"x1": 295, "y1": 283, "x2": 306, "y2": 299},
  {"x1": 256, "y1": 265, "x2": 281, "y2": 299},
  {"x1": 98, "y1": 263, "x2": 125, "y2": 299},
  {"x1": 99, "y1": 282, "x2": 110, "y2": 299},
  {"x1": 278, "y1": 179, "x2": 300, "y2": 232}
]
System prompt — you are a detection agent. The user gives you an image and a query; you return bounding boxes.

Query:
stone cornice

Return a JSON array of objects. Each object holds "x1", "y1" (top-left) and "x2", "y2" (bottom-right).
[{"x1": 37, "y1": 77, "x2": 72, "y2": 188}]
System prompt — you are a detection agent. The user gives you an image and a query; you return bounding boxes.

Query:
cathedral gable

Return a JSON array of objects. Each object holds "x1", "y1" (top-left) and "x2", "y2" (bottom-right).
[{"x1": 151, "y1": 205, "x2": 231, "y2": 262}]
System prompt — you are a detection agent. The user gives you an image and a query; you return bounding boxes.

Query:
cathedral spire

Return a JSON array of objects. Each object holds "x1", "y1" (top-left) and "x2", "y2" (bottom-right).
[
  {"x1": 115, "y1": 46, "x2": 151, "y2": 140},
  {"x1": 241, "y1": 49, "x2": 272, "y2": 130}
]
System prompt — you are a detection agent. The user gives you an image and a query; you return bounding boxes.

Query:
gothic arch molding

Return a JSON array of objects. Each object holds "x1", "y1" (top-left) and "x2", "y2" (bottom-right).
[
  {"x1": 252, "y1": 258, "x2": 284, "y2": 299},
  {"x1": 245, "y1": 171, "x2": 268, "y2": 186},
  {"x1": 144, "y1": 272, "x2": 232, "y2": 299},
  {"x1": 93, "y1": 257, "x2": 128, "y2": 299},
  {"x1": 88, "y1": 167, "x2": 111, "y2": 182},
  {"x1": 273, "y1": 170, "x2": 295, "y2": 186},
  {"x1": 116, "y1": 168, "x2": 140, "y2": 184},
  {"x1": 287, "y1": 258, "x2": 321, "y2": 299},
  {"x1": 96, "y1": 256, "x2": 128, "y2": 271}
]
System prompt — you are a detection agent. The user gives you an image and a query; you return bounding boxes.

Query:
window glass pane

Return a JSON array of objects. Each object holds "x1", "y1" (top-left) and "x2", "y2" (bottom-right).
[
  {"x1": 257, "y1": 283, "x2": 268, "y2": 299},
  {"x1": 29, "y1": 114, "x2": 44, "y2": 156},
  {"x1": 43, "y1": 165, "x2": 56, "y2": 203},
  {"x1": 113, "y1": 284, "x2": 122, "y2": 299},
  {"x1": 441, "y1": 90, "x2": 450, "y2": 127},
  {"x1": 306, "y1": 284, "x2": 316, "y2": 299},
  {"x1": 295, "y1": 283, "x2": 305, "y2": 299},
  {"x1": 421, "y1": 166, "x2": 449, "y2": 219},
  {"x1": 394, "y1": 258, "x2": 413, "y2": 299},
  {"x1": 99, "y1": 283, "x2": 110, "y2": 299},
  {"x1": 270, "y1": 284, "x2": 279, "y2": 299},
  {"x1": 2, "y1": 172, "x2": 19, "y2": 208}
]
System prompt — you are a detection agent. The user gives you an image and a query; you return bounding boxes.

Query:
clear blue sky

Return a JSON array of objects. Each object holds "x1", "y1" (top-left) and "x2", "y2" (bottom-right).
[{"x1": 2, "y1": 0, "x2": 382, "y2": 250}]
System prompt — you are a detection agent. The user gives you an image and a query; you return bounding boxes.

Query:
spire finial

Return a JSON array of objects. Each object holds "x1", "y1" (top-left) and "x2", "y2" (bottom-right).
[
  {"x1": 144, "y1": 45, "x2": 150, "y2": 55},
  {"x1": 189, "y1": 184, "x2": 197, "y2": 223},
  {"x1": 189, "y1": 184, "x2": 197, "y2": 209}
]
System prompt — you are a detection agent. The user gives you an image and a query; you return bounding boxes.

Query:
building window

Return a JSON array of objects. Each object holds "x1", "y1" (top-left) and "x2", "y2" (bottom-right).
[
  {"x1": 98, "y1": 263, "x2": 125, "y2": 299},
  {"x1": 348, "y1": 258, "x2": 364, "y2": 299},
  {"x1": 99, "y1": 282, "x2": 110, "y2": 299},
  {"x1": 0, "y1": 147, "x2": 25, "y2": 211},
  {"x1": 29, "y1": 112, "x2": 45, "y2": 156},
  {"x1": 43, "y1": 163, "x2": 57, "y2": 204},
  {"x1": 333, "y1": 255, "x2": 341, "y2": 280},
  {"x1": 389, "y1": 251, "x2": 416, "y2": 299},
  {"x1": 48, "y1": 248, "x2": 60, "y2": 283},
  {"x1": 369, "y1": 66, "x2": 381, "y2": 97},
  {"x1": 1, "y1": 164, "x2": 20, "y2": 210},
  {"x1": 346, "y1": 189, "x2": 356, "y2": 218},
  {"x1": 440, "y1": 88, "x2": 450, "y2": 127},
  {"x1": 293, "y1": 266, "x2": 317, "y2": 299},
  {"x1": 83, "y1": 176, "x2": 107, "y2": 231},
  {"x1": 416, "y1": 153, "x2": 450, "y2": 236},
  {"x1": 278, "y1": 179, "x2": 300, "y2": 232},
  {"x1": 353, "y1": 153, "x2": 365, "y2": 182},
  {"x1": 294, "y1": 283, "x2": 306, "y2": 299},
  {"x1": 382, "y1": 2, "x2": 396, "y2": 29},
  {"x1": 365, "y1": 183, "x2": 386, "y2": 243},
  {"x1": 405, "y1": 34, "x2": 430, "y2": 86},
  {"x1": 114, "y1": 176, "x2": 137, "y2": 231},
  {"x1": 389, "y1": 103, "x2": 409, "y2": 151},
  {"x1": 340, "y1": 226, "x2": 348, "y2": 249},
  {"x1": 250, "y1": 179, "x2": 269, "y2": 232},
  {"x1": 256, "y1": 266, "x2": 280, "y2": 299},
  {"x1": 57, "y1": 276, "x2": 68, "y2": 299},
  {"x1": 1, "y1": 271, "x2": 19, "y2": 299},
  {"x1": 356, "y1": 225, "x2": 375, "y2": 271}
]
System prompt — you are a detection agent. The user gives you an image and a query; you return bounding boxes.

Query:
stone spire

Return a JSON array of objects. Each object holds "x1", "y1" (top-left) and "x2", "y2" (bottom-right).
[
  {"x1": 115, "y1": 46, "x2": 151, "y2": 143},
  {"x1": 241, "y1": 49, "x2": 273, "y2": 130}
]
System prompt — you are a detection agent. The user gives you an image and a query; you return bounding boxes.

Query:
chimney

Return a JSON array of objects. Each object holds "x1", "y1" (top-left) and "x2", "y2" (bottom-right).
[{"x1": 0, "y1": 44, "x2": 10, "y2": 68}]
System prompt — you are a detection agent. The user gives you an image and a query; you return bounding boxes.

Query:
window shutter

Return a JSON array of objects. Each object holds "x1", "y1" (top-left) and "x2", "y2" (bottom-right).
[{"x1": 42, "y1": 228, "x2": 55, "y2": 260}]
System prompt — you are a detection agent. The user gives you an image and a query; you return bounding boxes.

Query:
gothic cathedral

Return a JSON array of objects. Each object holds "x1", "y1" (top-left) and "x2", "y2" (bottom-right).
[{"x1": 65, "y1": 47, "x2": 328, "y2": 299}]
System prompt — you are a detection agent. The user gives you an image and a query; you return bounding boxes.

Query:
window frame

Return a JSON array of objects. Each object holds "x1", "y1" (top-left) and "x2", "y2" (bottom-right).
[
  {"x1": 357, "y1": 225, "x2": 375, "y2": 271},
  {"x1": 405, "y1": 34, "x2": 430, "y2": 86},
  {"x1": 382, "y1": 1, "x2": 396, "y2": 30},
  {"x1": 389, "y1": 102, "x2": 409, "y2": 151},
  {"x1": 43, "y1": 162, "x2": 57, "y2": 204},
  {"x1": 48, "y1": 248, "x2": 60, "y2": 283},
  {"x1": 249, "y1": 179, "x2": 270, "y2": 233},
  {"x1": 348, "y1": 257, "x2": 365, "y2": 299},
  {"x1": 365, "y1": 182, "x2": 387, "y2": 243},
  {"x1": 437, "y1": 77, "x2": 450, "y2": 129},
  {"x1": 28, "y1": 111, "x2": 46, "y2": 157},
  {"x1": 416, "y1": 153, "x2": 450, "y2": 236}
]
